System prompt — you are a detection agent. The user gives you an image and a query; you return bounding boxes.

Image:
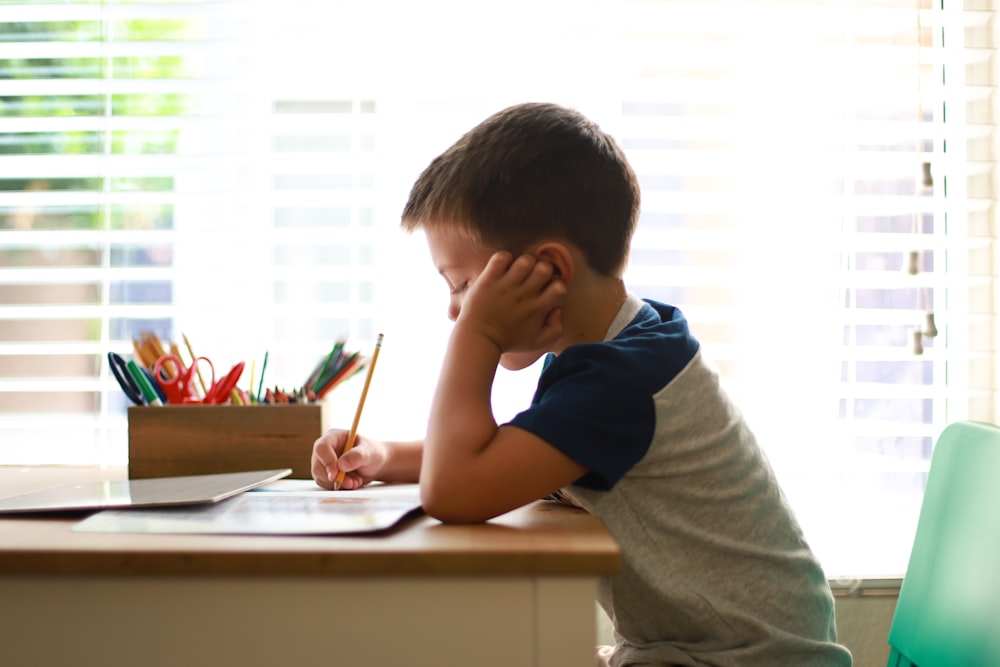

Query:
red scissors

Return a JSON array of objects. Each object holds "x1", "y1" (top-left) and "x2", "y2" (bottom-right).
[
  {"x1": 203, "y1": 360, "x2": 245, "y2": 404},
  {"x1": 153, "y1": 355, "x2": 244, "y2": 405}
]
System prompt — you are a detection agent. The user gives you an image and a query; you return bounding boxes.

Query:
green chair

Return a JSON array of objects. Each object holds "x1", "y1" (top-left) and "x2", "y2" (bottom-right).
[{"x1": 886, "y1": 421, "x2": 1000, "y2": 666}]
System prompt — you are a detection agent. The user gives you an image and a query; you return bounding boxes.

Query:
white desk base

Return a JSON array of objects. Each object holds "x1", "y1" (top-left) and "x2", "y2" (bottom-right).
[{"x1": 1, "y1": 575, "x2": 598, "y2": 667}]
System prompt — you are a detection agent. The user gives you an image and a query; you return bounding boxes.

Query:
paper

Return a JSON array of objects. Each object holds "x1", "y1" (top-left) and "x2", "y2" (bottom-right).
[{"x1": 73, "y1": 482, "x2": 423, "y2": 535}]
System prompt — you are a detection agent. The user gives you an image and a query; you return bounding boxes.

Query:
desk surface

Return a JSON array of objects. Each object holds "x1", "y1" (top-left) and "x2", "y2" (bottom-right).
[{"x1": 0, "y1": 466, "x2": 619, "y2": 578}]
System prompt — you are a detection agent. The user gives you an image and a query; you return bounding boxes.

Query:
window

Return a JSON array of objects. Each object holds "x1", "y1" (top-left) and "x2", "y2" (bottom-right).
[{"x1": 1, "y1": 0, "x2": 993, "y2": 578}]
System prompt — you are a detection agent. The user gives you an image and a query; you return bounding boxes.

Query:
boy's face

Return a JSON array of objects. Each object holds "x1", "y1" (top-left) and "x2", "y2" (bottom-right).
[{"x1": 424, "y1": 227, "x2": 549, "y2": 371}]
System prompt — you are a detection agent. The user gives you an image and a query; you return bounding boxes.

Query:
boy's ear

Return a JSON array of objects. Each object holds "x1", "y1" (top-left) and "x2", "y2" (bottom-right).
[{"x1": 533, "y1": 242, "x2": 574, "y2": 284}]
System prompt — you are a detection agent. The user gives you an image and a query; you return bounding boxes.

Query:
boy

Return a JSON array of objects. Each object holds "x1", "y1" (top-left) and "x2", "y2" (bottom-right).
[{"x1": 311, "y1": 102, "x2": 852, "y2": 666}]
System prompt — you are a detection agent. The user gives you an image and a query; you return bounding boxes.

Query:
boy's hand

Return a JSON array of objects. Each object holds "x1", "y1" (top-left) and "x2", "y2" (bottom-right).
[
  {"x1": 311, "y1": 429, "x2": 388, "y2": 490},
  {"x1": 457, "y1": 251, "x2": 566, "y2": 353}
]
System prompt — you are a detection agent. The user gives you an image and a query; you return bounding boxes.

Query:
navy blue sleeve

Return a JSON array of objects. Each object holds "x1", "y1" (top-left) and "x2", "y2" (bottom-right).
[
  {"x1": 508, "y1": 300, "x2": 700, "y2": 490},
  {"x1": 508, "y1": 344, "x2": 659, "y2": 490}
]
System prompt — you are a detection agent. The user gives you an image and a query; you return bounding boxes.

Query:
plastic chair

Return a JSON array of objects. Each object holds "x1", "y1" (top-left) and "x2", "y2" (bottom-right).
[{"x1": 886, "y1": 421, "x2": 1000, "y2": 666}]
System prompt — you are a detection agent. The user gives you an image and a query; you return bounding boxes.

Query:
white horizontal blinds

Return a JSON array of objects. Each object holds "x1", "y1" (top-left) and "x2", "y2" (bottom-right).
[
  {"x1": 263, "y1": 98, "x2": 379, "y2": 386},
  {"x1": 247, "y1": 1, "x2": 394, "y2": 411},
  {"x1": 0, "y1": 1, "x2": 253, "y2": 462},
  {"x1": 835, "y1": 0, "x2": 941, "y2": 473},
  {"x1": 617, "y1": 0, "x2": 982, "y2": 576},
  {"x1": 953, "y1": 0, "x2": 998, "y2": 422}
]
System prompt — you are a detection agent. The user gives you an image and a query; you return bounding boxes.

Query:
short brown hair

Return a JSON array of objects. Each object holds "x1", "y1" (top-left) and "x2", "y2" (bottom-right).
[{"x1": 400, "y1": 103, "x2": 640, "y2": 276}]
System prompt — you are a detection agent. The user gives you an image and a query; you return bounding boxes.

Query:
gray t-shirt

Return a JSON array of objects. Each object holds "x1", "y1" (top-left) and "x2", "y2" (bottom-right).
[{"x1": 510, "y1": 294, "x2": 853, "y2": 666}]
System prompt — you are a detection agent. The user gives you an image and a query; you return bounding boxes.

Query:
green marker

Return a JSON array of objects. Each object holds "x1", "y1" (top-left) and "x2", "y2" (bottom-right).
[{"x1": 127, "y1": 359, "x2": 163, "y2": 406}]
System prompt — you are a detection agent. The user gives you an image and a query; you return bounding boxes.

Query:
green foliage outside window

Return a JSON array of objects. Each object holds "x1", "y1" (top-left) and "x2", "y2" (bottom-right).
[{"x1": 0, "y1": 17, "x2": 192, "y2": 231}]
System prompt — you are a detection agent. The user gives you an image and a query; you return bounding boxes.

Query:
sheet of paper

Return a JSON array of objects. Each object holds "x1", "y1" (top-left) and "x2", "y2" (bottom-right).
[{"x1": 73, "y1": 483, "x2": 423, "y2": 535}]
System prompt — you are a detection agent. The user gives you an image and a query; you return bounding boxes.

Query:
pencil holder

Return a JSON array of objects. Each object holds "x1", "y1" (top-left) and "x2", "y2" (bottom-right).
[{"x1": 127, "y1": 403, "x2": 331, "y2": 479}]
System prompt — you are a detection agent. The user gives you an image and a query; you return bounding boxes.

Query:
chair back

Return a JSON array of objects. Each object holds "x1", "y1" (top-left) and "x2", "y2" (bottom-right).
[{"x1": 886, "y1": 420, "x2": 1000, "y2": 666}]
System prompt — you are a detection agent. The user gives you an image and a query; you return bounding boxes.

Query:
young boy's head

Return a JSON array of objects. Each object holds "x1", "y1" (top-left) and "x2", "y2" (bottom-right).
[{"x1": 401, "y1": 102, "x2": 640, "y2": 278}]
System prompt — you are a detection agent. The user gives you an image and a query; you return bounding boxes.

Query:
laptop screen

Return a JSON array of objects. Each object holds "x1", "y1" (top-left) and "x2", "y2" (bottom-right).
[{"x1": 0, "y1": 468, "x2": 292, "y2": 514}]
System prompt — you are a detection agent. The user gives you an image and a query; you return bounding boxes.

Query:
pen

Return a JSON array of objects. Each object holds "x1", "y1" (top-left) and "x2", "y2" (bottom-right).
[
  {"x1": 127, "y1": 359, "x2": 163, "y2": 406},
  {"x1": 333, "y1": 333, "x2": 383, "y2": 490}
]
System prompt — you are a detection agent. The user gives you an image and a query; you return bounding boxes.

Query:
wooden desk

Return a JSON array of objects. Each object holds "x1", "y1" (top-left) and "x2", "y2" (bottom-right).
[{"x1": 0, "y1": 467, "x2": 619, "y2": 667}]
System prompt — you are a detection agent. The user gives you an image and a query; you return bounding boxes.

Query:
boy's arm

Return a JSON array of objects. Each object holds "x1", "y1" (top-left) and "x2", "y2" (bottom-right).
[
  {"x1": 421, "y1": 253, "x2": 587, "y2": 523},
  {"x1": 312, "y1": 432, "x2": 423, "y2": 490},
  {"x1": 372, "y1": 439, "x2": 424, "y2": 483}
]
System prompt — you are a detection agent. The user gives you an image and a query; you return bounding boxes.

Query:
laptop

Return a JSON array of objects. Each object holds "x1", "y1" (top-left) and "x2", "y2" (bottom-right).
[{"x1": 0, "y1": 468, "x2": 292, "y2": 514}]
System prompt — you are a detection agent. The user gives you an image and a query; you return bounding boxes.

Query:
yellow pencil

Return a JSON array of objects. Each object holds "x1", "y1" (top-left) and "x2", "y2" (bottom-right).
[
  {"x1": 145, "y1": 332, "x2": 168, "y2": 364},
  {"x1": 181, "y1": 332, "x2": 209, "y2": 396},
  {"x1": 132, "y1": 337, "x2": 153, "y2": 369},
  {"x1": 133, "y1": 333, "x2": 159, "y2": 370},
  {"x1": 248, "y1": 359, "x2": 256, "y2": 403},
  {"x1": 333, "y1": 333, "x2": 384, "y2": 490}
]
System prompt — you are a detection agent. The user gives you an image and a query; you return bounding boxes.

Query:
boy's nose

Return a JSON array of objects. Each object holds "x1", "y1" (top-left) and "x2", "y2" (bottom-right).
[{"x1": 447, "y1": 300, "x2": 460, "y2": 322}]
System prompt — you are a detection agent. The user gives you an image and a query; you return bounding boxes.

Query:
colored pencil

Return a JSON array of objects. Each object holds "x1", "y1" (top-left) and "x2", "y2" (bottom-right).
[
  {"x1": 308, "y1": 340, "x2": 345, "y2": 394},
  {"x1": 316, "y1": 351, "x2": 362, "y2": 399},
  {"x1": 256, "y1": 350, "x2": 269, "y2": 402}
]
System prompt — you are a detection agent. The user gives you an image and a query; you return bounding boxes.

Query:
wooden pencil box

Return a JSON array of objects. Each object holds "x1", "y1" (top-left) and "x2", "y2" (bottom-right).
[{"x1": 128, "y1": 403, "x2": 330, "y2": 479}]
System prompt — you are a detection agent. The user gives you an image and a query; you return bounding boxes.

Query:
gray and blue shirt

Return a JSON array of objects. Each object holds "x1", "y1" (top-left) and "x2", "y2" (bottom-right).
[{"x1": 510, "y1": 294, "x2": 852, "y2": 667}]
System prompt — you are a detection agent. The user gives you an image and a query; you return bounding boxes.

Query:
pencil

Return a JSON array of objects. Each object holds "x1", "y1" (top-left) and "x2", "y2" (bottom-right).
[
  {"x1": 248, "y1": 359, "x2": 256, "y2": 403},
  {"x1": 181, "y1": 332, "x2": 208, "y2": 396},
  {"x1": 257, "y1": 350, "x2": 269, "y2": 403},
  {"x1": 333, "y1": 333, "x2": 384, "y2": 490},
  {"x1": 316, "y1": 351, "x2": 362, "y2": 399},
  {"x1": 309, "y1": 340, "x2": 345, "y2": 394},
  {"x1": 132, "y1": 336, "x2": 157, "y2": 370},
  {"x1": 144, "y1": 332, "x2": 169, "y2": 369}
]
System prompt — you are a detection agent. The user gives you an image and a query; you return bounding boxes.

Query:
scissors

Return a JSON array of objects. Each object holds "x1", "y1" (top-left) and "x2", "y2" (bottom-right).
[
  {"x1": 108, "y1": 352, "x2": 145, "y2": 406},
  {"x1": 204, "y1": 361, "x2": 245, "y2": 404},
  {"x1": 152, "y1": 354, "x2": 245, "y2": 405},
  {"x1": 153, "y1": 354, "x2": 209, "y2": 404}
]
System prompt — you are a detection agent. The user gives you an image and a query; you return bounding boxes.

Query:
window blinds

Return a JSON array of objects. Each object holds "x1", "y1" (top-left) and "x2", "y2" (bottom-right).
[
  {"x1": 1, "y1": 1, "x2": 256, "y2": 461},
  {"x1": 613, "y1": 0, "x2": 992, "y2": 577},
  {"x1": 0, "y1": 0, "x2": 994, "y2": 578}
]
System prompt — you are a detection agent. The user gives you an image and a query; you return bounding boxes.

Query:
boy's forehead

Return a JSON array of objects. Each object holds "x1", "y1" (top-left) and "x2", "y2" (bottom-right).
[
  {"x1": 422, "y1": 220, "x2": 477, "y2": 242},
  {"x1": 424, "y1": 227, "x2": 494, "y2": 270}
]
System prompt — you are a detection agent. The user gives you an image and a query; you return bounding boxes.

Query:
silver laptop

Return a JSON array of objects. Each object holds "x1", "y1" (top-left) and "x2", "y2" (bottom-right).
[{"x1": 0, "y1": 468, "x2": 292, "y2": 514}]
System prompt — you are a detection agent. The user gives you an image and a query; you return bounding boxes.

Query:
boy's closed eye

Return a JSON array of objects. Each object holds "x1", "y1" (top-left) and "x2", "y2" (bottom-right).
[{"x1": 450, "y1": 281, "x2": 469, "y2": 295}]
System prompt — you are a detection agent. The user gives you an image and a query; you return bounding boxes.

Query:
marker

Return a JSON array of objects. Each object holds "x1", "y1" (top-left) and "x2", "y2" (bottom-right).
[{"x1": 127, "y1": 359, "x2": 163, "y2": 406}]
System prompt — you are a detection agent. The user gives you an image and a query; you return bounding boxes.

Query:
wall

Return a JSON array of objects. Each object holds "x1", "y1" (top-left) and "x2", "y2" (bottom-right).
[{"x1": 833, "y1": 581, "x2": 899, "y2": 667}]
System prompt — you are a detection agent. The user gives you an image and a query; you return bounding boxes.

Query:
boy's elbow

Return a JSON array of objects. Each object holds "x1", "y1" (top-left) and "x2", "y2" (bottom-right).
[{"x1": 420, "y1": 482, "x2": 495, "y2": 524}]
